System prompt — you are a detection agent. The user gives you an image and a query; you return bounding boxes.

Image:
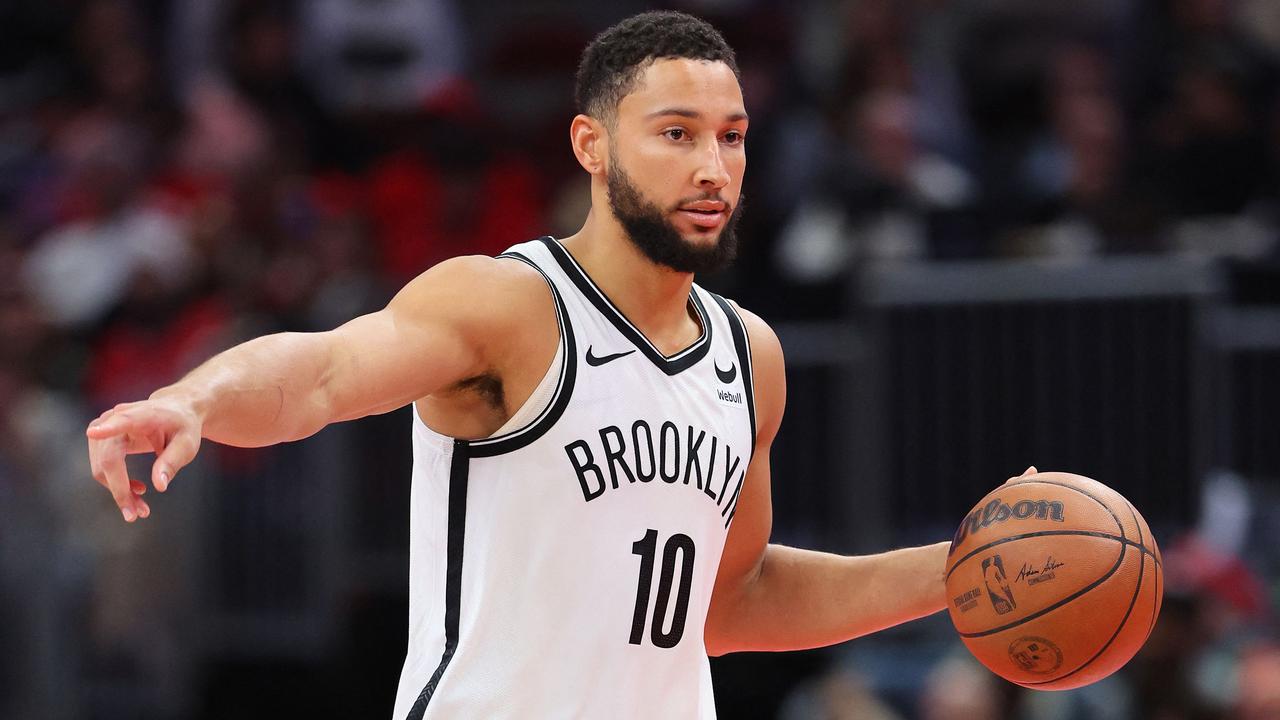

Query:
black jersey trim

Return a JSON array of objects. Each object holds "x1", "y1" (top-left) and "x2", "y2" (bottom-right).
[
  {"x1": 709, "y1": 292, "x2": 756, "y2": 457},
  {"x1": 538, "y1": 237, "x2": 712, "y2": 376},
  {"x1": 406, "y1": 440, "x2": 471, "y2": 720},
  {"x1": 464, "y1": 251, "x2": 577, "y2": 458}
]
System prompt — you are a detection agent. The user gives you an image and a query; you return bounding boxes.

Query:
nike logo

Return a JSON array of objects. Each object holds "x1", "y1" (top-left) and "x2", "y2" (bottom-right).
[
  {"x1": 715, "y1": 360, "x2": 737, "y2": 384},
  {"x1": 585, "y1": 346, "x2": 636, "y2": 367}
]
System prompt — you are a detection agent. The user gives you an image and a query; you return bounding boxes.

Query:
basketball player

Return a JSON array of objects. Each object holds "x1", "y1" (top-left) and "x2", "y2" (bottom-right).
[{"x1": 85, "y1": 11, "x2": 1026, "y2": 718}]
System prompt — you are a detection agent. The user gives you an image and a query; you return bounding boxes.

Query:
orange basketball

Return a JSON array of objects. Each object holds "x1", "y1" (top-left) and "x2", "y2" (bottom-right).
[{"x1": 944, "y1": 472, "x2": 1163, "y2": 690}]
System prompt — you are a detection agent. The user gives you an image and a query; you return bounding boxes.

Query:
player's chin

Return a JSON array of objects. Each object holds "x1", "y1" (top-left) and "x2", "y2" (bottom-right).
[
  {"x1": 673, "y1": 222, "x2": 724, "y2": 249},
  {"x1": 680, "y1": 228, "x2": 722, "y2": 247}
]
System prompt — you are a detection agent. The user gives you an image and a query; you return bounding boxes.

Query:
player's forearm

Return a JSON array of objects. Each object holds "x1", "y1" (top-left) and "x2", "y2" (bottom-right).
[
  {"x1": 709, "y1": 541, "x2": 950, "y2": 655},
  {"x1": 152, "y1": 332, "x2": 337, "y2": 447}
]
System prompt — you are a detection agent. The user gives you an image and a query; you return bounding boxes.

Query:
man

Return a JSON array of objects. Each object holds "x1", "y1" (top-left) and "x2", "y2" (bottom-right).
[{"x1": 86, "y1": 12, "x2": 1008, "y2": 718}]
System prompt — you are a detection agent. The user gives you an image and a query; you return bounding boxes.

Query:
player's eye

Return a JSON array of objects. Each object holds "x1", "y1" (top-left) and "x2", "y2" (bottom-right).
[
  {"x1": 722, "y1": 130, "x2": 744, "y2": 145},
  {"x1": 663, "y1": 128, "x2": 687, "y2": 141}
]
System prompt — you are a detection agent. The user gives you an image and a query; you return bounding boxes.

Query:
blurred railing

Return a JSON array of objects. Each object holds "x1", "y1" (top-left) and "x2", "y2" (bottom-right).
[
  {"x1": 1205, "y1": 307, "x2": 1280, "y2": 481},
  {"x1": 864, "y1": 257, "x2": 1222, "y2": 541},
  {"x1": 771, "y1": 256, "x2": 1243, "y2": 553}
]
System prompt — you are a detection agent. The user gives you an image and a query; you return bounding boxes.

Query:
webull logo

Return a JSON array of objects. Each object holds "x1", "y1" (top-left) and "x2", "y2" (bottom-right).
[
  {"x1": 717, "y1": 389, "x2": 743, "y2": 404},
  {"x1": 950, "y1": 497, "x2": 1065, "y2": 553}
]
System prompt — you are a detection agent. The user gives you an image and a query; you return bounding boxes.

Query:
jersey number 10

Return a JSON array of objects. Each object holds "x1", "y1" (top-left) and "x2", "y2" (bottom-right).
[{"x1": 629, "y1": 529, "x2": 696, "y2": 648}]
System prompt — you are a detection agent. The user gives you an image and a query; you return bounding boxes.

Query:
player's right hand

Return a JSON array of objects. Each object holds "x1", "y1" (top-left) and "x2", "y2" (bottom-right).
[{"x1": 85, "y1": 396, "x2": 203, "y2": 522}]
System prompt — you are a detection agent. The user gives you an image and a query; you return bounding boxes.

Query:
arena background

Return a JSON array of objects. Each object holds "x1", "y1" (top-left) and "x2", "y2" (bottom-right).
[{"x1": 2, "y1": 0, "x2": 1279, "y2": 718}]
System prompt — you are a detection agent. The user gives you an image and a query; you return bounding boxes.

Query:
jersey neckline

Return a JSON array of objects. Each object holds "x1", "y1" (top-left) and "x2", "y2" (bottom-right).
[{"x1": 539, "y1": 236, "x2": 712, "y2": 376}]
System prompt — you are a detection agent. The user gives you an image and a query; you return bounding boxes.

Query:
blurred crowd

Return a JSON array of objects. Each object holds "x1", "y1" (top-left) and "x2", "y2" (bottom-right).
[
  {"x1": 2, "y1": 0, "x2": 1280, "y2": 718},
  {"x1": 5, "y1": 0, "x2": 1280, "y2": 411}
]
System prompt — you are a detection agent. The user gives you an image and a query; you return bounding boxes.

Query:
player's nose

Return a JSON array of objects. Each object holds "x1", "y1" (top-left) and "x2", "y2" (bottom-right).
[{"x1": 693, "y1": 141, "x2": 730, "y2": 190}]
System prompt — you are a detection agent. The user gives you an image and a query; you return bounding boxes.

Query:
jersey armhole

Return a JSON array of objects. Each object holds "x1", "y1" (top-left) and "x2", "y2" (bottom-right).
[
  {"x1": 465, "y1": 252, "x2": 577, "y2": 457},
  {"x1": 707, "y1": 292, "x2": 757, "y2": 457},
  {"x1": 411, "y1": 251, "x2": 576, "y2": 456}
]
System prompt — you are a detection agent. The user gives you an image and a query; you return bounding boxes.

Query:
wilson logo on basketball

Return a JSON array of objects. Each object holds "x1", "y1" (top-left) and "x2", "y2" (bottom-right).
[{"x1": 949, "y1": 497, "x2": 1065, "y2": 552}]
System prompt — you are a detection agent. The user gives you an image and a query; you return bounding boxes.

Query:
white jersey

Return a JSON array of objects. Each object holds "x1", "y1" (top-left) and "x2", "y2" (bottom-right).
[{"x1": 391, "y1": 237, "x2": 757, "y2": 719}]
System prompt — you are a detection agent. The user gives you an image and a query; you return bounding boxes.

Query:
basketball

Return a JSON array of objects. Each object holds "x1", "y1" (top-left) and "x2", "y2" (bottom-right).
[{"x1": 944, "y1": 471, "x2": 1163, "y2": 690}]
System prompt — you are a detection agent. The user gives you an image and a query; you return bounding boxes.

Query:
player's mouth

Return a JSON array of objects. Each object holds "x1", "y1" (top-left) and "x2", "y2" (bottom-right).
[{"x1": 675, "y1": 201, "x2": 728, "y2": 230}]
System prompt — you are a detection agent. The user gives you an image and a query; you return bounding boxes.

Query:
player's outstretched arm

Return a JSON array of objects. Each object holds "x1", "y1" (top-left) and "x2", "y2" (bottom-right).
[
  {"x1": 705, "y1": 308, "x2": 1015, "y2": 655},
  {"x1": 85, "y1": 255, "x2": 545, "y2": 523}
]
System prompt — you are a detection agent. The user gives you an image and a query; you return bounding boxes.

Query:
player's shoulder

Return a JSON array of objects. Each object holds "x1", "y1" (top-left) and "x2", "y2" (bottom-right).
[
  {"x1": 389, "y1": 252, "x2": 557, "y2": 339},
  {"x1": 401, "y1": 252, "x2": 551, "y2": 307},
  {"x1": 728, "y1": 300, "x2": 786, "y2": 437},
  {"x1": 424, "y1": 252, "x2": 548, "y2": 293},
  {"x1": 717, "y1": 298, "x2": 785, "y2": 433},
  {"x1": 721, "y1": 299, "x2": 783, "y2": 372}
]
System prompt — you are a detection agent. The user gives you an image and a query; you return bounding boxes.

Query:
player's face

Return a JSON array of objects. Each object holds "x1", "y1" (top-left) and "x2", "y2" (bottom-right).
[{"x1": 606, "y1": 58, "x2": 748, "y2": 274}]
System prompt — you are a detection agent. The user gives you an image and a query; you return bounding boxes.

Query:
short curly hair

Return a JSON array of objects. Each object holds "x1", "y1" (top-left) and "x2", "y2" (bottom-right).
[{"x1": 574, "y1": 11, "x2": 740, "y2": 124}]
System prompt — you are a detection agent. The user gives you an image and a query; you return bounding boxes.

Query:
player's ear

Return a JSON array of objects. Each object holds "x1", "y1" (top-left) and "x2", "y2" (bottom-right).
[{"x1": 570, "y1": 114, "x2": 607, "y2": 176}]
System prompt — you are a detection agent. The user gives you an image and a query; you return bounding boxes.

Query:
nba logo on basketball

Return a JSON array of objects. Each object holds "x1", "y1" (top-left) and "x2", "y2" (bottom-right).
[{"x1": 982, "y1": 555, "x2": 1017, "y2": 615}]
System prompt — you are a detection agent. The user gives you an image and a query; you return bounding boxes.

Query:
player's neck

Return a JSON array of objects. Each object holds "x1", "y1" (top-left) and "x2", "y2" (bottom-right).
[{"x1": 561, "y1": 212, "x2": 701, "y2": 354}]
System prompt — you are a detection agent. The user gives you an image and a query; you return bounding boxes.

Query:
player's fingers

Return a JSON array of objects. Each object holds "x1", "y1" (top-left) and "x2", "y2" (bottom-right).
[
  {"x1": 1005, "y1": 466, "x2": 1038, "y2": 484},
  {"x1": 87, "y1": 412, "x2": 141, "y2": 440},
  {"x1": 153, "y1": 431, "x2": 200, "y2": 493},
  {"x1": 89, "y1": 412, "x2": 168, "y2": 455},
  {"x1": 88, "y1": 436, "x2": 108, "y2": 490},
  {"x1": 126, "y1": 479, "x2": 150, "y2": 518},
  {"x1": 98, "y1": 439, "x2": 141, "y2": 522}
]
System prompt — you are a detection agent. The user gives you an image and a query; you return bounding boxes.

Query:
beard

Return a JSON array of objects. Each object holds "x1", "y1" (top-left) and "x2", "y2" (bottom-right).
[{"x1": 606, "y1": 161, "x2": 744, "y2": 275}]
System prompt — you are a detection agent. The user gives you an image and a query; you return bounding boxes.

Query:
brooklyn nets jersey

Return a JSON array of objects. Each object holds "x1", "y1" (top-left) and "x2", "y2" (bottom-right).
[{"x1": 391, "y1": 237, "x2": 757, "y2": 719}]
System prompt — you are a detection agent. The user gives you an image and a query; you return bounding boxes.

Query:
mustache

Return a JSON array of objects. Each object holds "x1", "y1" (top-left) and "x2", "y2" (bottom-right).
[{"x1": 670, "y1": 193, "x2": 735, "y2": 212}]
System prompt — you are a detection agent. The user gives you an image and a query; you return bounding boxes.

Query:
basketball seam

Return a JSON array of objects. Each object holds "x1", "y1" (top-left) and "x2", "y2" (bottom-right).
[
  {"x1": 945, "y1": 530, "x2": 1160, "y2": 584},
  {"x1": 1128, "y1": 498, "x2": 1162, "y2": 645},
  {"x1": 1020, "y1": 497, "x2": 1150, "y2": 686}
]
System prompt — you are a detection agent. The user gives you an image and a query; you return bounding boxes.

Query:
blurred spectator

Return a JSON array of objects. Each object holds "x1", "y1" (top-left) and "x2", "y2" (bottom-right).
[
  {"x1": 1235, "y1": 644, "x2": 1280, "y2": 720},
  {"x1": 23, "y1": 121, "x2": 192, "y2": 331},
  {"x1": 1127, "y1": 593, "x2": 1224, "y2": 720},
  {"x1": 298, "y1": 0, "x2": 466, "y2": 114},
  {"x1": 919, "y1": 654, "x2": 1005, "y2": 720},
  {"x1": 169, "y1": 1, "x2": 337, "y2": 170},
  {"x1": 771, "y1": 0, "x2": 979, "y2": 287},
  {"x1": 170, "y1": 78, "x2": 272, "y2": 184},
  {"x1": 1127, "y1": 0, "x2": 1279, "y2": 260},
  {"x1": 365, "y1": 84, "x2": 544, "y2": 282},
  {"x1": 1143, "y1": 54, "x2": 1272, "y2": 217},
  {"x1": 1237, "y1": 0, "x2": 1280, "y2": 59},
  {"x1": 781, "y1": 667, "x2": 906, "y2": 720}
]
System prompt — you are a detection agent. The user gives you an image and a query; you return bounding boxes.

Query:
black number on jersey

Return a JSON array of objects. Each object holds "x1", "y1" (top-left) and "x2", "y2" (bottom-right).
[{"x1": 629, "y1": 529, "x2": 696, "y2": 648}]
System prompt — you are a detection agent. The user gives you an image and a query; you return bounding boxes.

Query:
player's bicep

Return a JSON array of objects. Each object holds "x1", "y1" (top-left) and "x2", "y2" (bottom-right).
[
  {"x1": 713, "y1": 440, "x2": 774, "y2": 590},
  {"x1": 319, "y1": 256, "x2": 501, "y2": 422},
  {"x1": 707, "y1": 307, "x2": 786, "y2": 641},
  {"x1": 705, "y1": 430, "x2": 775, "y2": 654}
]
